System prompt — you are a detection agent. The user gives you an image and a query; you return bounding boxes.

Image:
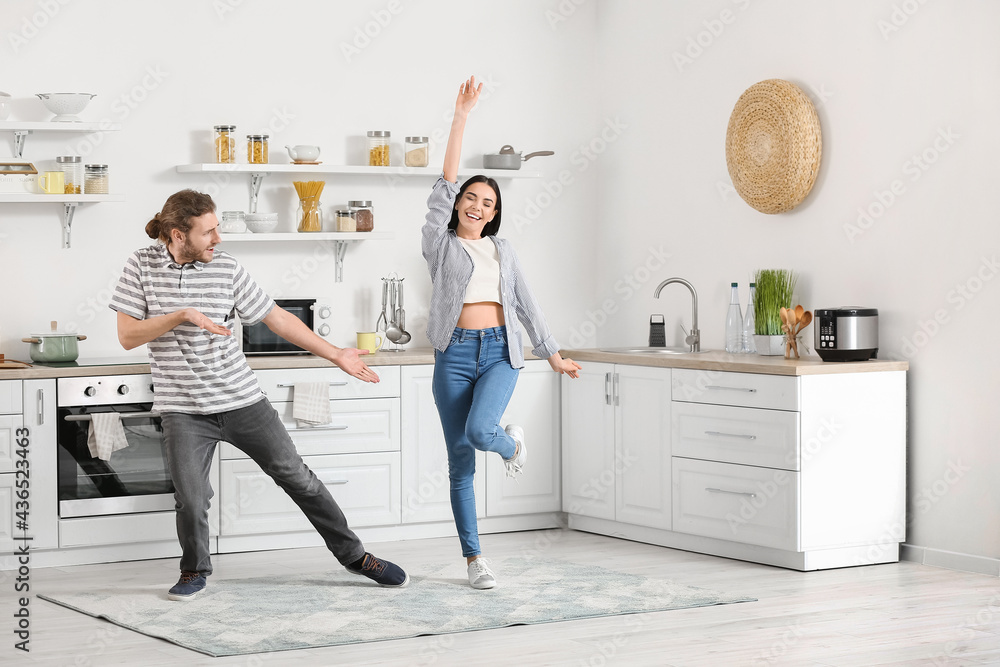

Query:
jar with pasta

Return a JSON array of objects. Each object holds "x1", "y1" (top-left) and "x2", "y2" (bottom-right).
[
  {"x1": 405, "y1": 136, "x2": 429, "y2": 167},
  {"x1": 56, "y1": 155, "x2": 83, "y2": 194},
  {"x1": 367, "y1": 131, "x2": 390, "y2": 166},
  {"x1": 214, "y1": 125, "x2": 236, "y2": 163},
  {"x1": 348, "y1": 200, "x2": 374, "y2": 232},
  {"x1": 247, "y1": 134, "x2": 269, "y2": 164}
]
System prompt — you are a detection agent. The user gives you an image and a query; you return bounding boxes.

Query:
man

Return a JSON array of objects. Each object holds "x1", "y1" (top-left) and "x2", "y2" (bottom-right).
[{"x1": 110, "y1": 189, "x2": 407, "y2": 600}]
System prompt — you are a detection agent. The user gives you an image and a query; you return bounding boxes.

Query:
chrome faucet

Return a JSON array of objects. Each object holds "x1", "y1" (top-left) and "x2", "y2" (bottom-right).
[{"x1": 653, "y1": 277, "x2": 701, "y2": 352}]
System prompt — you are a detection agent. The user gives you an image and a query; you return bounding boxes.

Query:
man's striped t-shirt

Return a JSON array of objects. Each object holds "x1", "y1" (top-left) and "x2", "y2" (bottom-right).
[{"x1": 110, "y1": 243, "x2": 275, "y2": 415}]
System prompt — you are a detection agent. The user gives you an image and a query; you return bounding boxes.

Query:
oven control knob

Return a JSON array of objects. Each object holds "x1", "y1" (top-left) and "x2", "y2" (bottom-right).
[
  {"x1": 117, "y1": 385, "x2": 130, "y2": 396},
  {"x1": 318, "y1": 305, "x2": 332, "y2": 320},
  {"x1": 84, "y1": 386, "x2": 97, "y2": 397},
  {"x1": 318, "y1": 323, "x2": 331, "y2": 336}
]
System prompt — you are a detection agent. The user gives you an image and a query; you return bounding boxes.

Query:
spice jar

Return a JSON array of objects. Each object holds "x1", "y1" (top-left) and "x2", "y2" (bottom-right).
[
  {"x1": 214, "y1": 125, "x2": 236, "y2": 163},
  {"x1": 348, "y1": 200, "x2": 374, "y2": 232},
  {"x1": 405, "y1": 136, "x2": 429, "y2": 167},
  {"x1": 335, "y1": 209, "x2": 355, "y2": 232},
  {"x1": 367, "y1": 131, "x2": 390, "y2": 166},
  {"x1": 84, "y1": 164, "x2": 109, "y2": 194},
  {"x1": 247, "y1": 134, "x2": 269, "y2": 164},
  {"x1": 56, "y1": 156, "x2": 83, "y2": 194}
]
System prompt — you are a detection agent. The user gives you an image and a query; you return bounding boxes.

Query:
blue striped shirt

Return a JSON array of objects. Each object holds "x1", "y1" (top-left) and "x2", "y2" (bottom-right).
[
  {"x1": 421, "y1": 176, "x2": 560, "y2": 368},
  {"x1": 110, "y1": 243, "x2": 275, "y2": 414}
]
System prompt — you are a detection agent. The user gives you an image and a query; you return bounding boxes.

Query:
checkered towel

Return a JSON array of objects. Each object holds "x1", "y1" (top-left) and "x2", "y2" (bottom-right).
[
  {"x1": 87, "y1": 412, "x2": 130, "y2": 461},
  {"x1": 292, "y1": 382, "x2": 331, "y2": 426}
]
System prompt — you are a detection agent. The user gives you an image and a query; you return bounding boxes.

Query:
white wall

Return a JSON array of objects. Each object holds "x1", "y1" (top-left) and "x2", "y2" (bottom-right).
[
  {"x1": 2, "y1": 0, "x2": 996, "y2": 571},
  {"x1": 0, "y1": 0, "x2": 599, "y2": 360},
  {"x1": 592, "y1": 1, "x2": 1000, "y2": 570}
]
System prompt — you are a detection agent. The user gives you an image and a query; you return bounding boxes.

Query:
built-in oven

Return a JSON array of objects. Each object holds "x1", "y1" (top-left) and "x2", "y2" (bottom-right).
[
  {"x1": 56, "y1": 374, "x2": 175, "y2": 518},
  {"x1": 241, "y1": 297, "x2": 335, "y2": 355}
]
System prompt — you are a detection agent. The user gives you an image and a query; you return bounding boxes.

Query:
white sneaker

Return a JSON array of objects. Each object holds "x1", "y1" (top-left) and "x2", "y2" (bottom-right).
[
  {"x1": 467, "y1": 558, "x2": 497, "y2": 589},
  {"x1": 503, "y1": 424, "x2": 527, "y2": 478}
]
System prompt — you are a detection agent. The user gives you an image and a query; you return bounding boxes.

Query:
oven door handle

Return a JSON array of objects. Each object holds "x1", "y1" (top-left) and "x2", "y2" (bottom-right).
[
  {"x1": 285, "y1": 424, "x2": 349, "y2": 432},
  {"x1": 64, "y1": 411, "x2": 161, "y2": 422}
]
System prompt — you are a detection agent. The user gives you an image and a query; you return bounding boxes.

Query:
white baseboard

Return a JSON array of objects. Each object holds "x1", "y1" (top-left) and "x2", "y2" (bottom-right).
[{"x1": 900, "y1": 543, "x2": 1000, "y2": 577}]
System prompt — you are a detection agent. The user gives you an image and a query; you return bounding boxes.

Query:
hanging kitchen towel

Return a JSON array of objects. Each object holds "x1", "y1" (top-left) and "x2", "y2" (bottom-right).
[
  {"x1": 292, "y1": 382, "x2": 331, "y2": 426},
  {"x1": 87, "y1": 412, "x2": 130, "y2": 461}
]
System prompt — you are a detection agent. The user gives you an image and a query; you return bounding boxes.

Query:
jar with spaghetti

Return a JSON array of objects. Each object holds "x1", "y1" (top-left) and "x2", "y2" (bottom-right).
[
  {"x1": 214, "y1": 125, "x2": 236, "y2": 163},
  {"x1": 367, "y1": 131, "x2": 390, "y2": 166},
  {"x1": 294, "y1": 181, "x2": 325, "y2": 232},
  {"x1": 335, "y1": 209, "x2": 355, "y2": 232},
  {"x1": 56, "y1": 155, "x2": 83, "y2": 194},
  {"x1": 247, "y1": 134, "x2": 269, "y2": 164},
  {"x1": 348, "y1": 200, "x2": 374, "y2": 232},
  {"x1": 404, "y1": 136, "x2": 429, "y2": 167},
  {"x1": 84, "y1": 164, "x2": 109, "y2": 194}
]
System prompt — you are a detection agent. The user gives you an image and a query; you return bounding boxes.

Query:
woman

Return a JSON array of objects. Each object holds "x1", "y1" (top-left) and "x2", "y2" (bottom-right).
[{"x1": 422, "y1": 76, "x2": 581, "y2": 590}]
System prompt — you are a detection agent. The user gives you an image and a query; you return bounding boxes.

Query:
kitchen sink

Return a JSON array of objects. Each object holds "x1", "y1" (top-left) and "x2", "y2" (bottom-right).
[{"x1": 597, "y1": 346, "x2": 711, "y2": 355}]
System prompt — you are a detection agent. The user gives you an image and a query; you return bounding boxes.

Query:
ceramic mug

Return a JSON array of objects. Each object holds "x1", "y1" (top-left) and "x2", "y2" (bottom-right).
[
  {"x1": 38, "y1": 171, "x2": 65, "y2": 194},
  {"x1": 356, "y1": 332, "x2": 383, "y2": 354}
]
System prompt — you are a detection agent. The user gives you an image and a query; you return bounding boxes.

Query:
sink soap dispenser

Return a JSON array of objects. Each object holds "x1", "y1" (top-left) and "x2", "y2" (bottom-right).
[{"x1": 649, "y1": 314, "x2": 666, "y2": 347}]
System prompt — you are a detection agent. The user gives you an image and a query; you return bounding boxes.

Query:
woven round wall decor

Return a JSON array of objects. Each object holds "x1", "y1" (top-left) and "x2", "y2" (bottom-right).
[{"x1": 725, "y1": 79, "x2": 822, "y2": 214}]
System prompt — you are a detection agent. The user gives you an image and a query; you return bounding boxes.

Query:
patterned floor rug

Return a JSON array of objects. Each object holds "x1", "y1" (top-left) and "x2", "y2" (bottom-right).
[{"x1": 40, "y1": 556, "x2": 755, "y2": 657}]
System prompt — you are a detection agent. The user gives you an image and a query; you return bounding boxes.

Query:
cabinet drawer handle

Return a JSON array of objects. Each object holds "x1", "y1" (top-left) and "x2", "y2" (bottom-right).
[
  {"x1": 323, "y1": 479, "x2": 349, "y2": 485},
  {"x1": 286, "y1": 424, "x2": 349, "y2": 432},
  {"x1": 277, "y1": 381, "x2": 350, "y2": 388},
  {"x1": 613, "y1": 373, "x2": 620, "y2": 407},
  {"x1": 37, "y1": 388, "x2": 45, "y2": 426},
  {"x1": 604, "y1": 372, "x2": 612, "y2": 406},
  {"x1": 704, "y1": 385, "x2": 757, "y2": 393},
  {"x1": 704, "y1": 430, "x2": 757, "y2": 440},
  {"x1": 705, "y1": 487, "x2": 757, "y2": 499}
]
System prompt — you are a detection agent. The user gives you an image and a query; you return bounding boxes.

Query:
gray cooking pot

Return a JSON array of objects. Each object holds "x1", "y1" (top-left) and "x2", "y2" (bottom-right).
[
  {"x1": 483, "y1": 145, "x2": 554, "y2": 170},
  {"x1": 22, "y1": 324, "x2": 87, "y2": 362}
]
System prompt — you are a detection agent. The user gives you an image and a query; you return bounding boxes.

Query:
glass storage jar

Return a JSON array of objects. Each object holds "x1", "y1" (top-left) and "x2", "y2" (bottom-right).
[
  {"x1": 214, "y1": 125, "x2": 236, "y2": 163},
  {"x1": 335, "y1": 209, "x2": 355, "y2": 232},
  {"x1": 247, "y1": 134, "x2": 269, "y2": 164},
  {"x1": 56, "y1": 155, "x2": 83, "y2": 194},
  {"x1": 404, "y1": 136, "x2": 429, "y2": 167},
  {"x1": 84, "y1": 164, "x2": 109, "y2": 194},
  {"x1": 219, "y1": 210, "x2": 246, "y2": 233},
  {"x1": 367, "y1": 131, "x2": 390, "y2": 166},
  {"x1": 296, "y1": 198, "x2": 322, "y2": 232},
  {"x1": 348, "y1": 200, "x2": 374, "y2": 232}
]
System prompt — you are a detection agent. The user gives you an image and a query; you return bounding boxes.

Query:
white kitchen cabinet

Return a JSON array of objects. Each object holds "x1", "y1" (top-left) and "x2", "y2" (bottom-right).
[
  {"x1": 217, "y1": 367, "x2": 401, "y2": 548},
  {"x1": 401, "y1": 361, "x2": 560, "y2": 525},
  {"x1": 562, "y1": 363, "x2": 672, "y2": 530},
  {"x1": 670, "y1": 368, "x2": 906, "y2": 569}
]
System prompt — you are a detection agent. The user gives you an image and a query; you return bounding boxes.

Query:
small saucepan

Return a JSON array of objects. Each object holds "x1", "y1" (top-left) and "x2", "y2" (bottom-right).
[
  {"x1": 483, "y1": 145, "x2": 554, "y2": 170},
  {"x1": 22, "y1": 321, "x2": 87, "y2": 363}
]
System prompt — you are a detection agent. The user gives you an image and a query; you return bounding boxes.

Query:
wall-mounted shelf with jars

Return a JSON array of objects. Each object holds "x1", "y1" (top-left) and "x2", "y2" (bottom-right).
[
  {"x1": 176, "y1": 162, "x2": 540, "y2": 281},
  {"x1": 0, "y1": 121, "x2": 124, "y2": 248}
]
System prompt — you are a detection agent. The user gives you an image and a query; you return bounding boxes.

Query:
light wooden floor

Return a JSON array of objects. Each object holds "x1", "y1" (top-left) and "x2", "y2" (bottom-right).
[{"x1": 10, "y1": 529, "x2": 1000, "y2": 666}]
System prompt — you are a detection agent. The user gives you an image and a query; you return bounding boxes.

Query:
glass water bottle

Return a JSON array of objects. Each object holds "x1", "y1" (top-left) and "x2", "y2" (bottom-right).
[
  {"x1": 725, "y1": 282, "x2": 743, "y2": 353},
  {"x1": 742, "y1": 282, "x2": 757, "y2": 353}
]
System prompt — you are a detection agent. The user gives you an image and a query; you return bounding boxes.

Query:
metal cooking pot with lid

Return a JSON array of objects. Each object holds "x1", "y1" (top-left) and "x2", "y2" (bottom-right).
[
  {"x1": 483, "y1": 145, "x2": 554, "y2": 170},
  {"x1": 22, "y1": 321, "x2": 87, "y2": 362}
]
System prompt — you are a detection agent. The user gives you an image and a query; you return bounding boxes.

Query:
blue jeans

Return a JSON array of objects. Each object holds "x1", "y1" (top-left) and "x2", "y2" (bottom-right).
[
  {"x1": 432, "y1": 326, "x2": 520, "y2": 558},
  {"x1": 160, "y1": 397, "x2": 366, "y2": 575}
]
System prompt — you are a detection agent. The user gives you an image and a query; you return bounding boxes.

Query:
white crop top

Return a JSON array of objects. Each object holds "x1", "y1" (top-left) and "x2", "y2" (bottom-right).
[{"x1": 458, "y1": 236, "x2": 502, "y2": 304}]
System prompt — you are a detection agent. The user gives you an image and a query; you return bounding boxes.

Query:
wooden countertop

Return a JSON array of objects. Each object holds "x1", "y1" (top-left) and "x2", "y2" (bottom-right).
[
  {"x1": 0, "y1": 347, "x2": 907, "y2": 380},
  {"x1": 563, "y1": 349, "x2": 908, "y2": 376}
]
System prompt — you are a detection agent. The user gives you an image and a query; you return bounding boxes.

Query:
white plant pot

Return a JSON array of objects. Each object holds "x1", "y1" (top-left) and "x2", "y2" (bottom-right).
[{"x1": 754, "y1": 334, "x2": 786, "y2": 356}]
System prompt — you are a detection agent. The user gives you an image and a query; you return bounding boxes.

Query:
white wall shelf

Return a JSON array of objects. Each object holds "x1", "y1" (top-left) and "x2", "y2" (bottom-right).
[
  {"x1": 0, "y1": 194, "x2": 125, "y2": 248},
  {"x1": 219, "y1": 231, "x2": 394, "y2": 282},
  {"x1": 0, "y1": 121, "x2": 123, "y2": 159}
]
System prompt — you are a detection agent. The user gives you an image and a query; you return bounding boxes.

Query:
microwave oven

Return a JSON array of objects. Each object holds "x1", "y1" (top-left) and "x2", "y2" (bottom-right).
[{"x1": 241, "y1": 298, "x2": 334, "y2": 355}]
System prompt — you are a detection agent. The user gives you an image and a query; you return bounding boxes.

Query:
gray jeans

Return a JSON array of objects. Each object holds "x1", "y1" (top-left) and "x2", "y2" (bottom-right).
[{"x1": 160, "y1": 397, "x2": 365, "y2": 575}]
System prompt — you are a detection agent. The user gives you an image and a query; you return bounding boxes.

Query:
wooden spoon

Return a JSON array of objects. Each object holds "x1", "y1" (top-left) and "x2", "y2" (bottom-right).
[
  {"x1": 795, "y1": 305, "x2": 804, "y2": 324},
  {"x1": 796, "y1": 311, "x2": 813, "y2": 336},
  {"x1": 786, "y1": 307, "x2": 797, "y2": 330}
]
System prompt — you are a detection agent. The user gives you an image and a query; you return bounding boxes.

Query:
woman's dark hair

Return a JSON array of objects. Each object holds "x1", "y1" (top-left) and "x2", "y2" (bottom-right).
[
  {"x1": 448, "y1": 175, "x2": 502, "y2": 237},
  {"x1": 145, "y1": 189, "x2": 216, "y2": 243}
]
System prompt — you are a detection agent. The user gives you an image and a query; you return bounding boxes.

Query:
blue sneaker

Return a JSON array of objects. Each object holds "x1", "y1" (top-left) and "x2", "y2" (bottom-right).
[
  {"x1": 346, "y1": 553, "x2": 409, "y2": 588},
  {"x1": 167, "y1": 571, "x2": 206, "y2": 601}
]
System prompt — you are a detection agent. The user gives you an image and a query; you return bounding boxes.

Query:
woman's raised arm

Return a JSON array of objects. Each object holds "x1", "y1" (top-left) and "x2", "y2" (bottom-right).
[{"x1": 443, "y1": 76, "x2": 482, "y2": 183}]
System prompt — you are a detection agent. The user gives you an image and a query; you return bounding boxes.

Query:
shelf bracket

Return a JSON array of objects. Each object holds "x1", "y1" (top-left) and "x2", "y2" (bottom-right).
[
  {"x1": 61, "y1": 202, "x2": 77, "y2": 249},
  {"x1": 13, "y1": 130, "x2": 30, "y2": 159},
  {"x1": 334, "y1": 241, "x2": 348, "y2": 282},
  {"x1": 249, "y1": 172, "x2": 268, "y2": 213}
]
